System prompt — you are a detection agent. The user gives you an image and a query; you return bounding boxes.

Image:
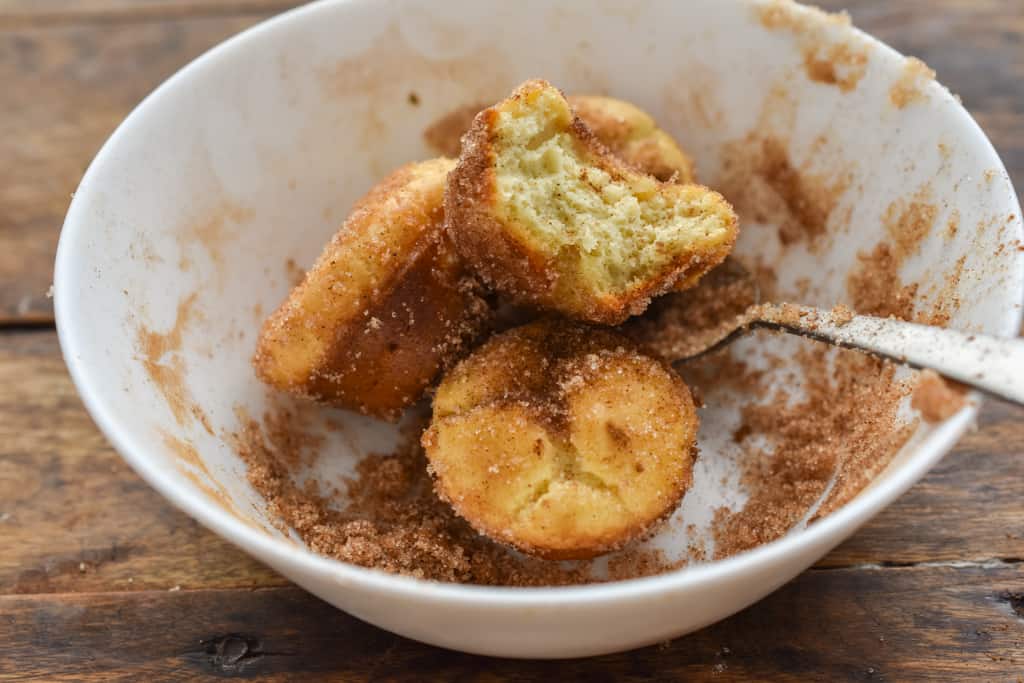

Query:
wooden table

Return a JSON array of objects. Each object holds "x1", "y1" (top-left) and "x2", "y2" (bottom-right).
[{"x1": 2, "y1": 1, "x2": 1023, "y2": 679}]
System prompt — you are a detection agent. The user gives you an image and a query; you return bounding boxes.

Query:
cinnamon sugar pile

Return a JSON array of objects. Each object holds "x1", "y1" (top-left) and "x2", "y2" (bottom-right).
[
  {"x1": 704, "y1": 345, "x2": 915, "y2": 558},
  {"x1": 234, "y1": 405, "x2": 679, "y2": 585}
]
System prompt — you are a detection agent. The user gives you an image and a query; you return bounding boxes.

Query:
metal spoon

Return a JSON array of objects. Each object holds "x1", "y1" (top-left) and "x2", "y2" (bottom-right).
[{"x1": 623, "y1": 260, "x2": 1024, "y2": 406}]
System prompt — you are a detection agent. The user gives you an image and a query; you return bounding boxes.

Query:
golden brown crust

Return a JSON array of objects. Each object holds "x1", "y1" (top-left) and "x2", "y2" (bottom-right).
[
  {"x1": 254, "y1": 159, "x2": 490, "y2": 420},
  {"x1": 422, "y1": 319, "x2": 699, "y2": 560},
  {"x1": 444, "y1": 80, "x2": 738, "y2": 325}
]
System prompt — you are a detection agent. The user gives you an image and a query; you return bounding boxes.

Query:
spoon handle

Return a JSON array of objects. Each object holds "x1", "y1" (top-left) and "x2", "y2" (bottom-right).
[{"x1": 754, "y1": 306, "x2": 1024, "y2": 406}]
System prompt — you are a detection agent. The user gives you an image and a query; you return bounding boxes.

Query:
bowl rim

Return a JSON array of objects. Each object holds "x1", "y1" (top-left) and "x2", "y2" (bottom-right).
[{"x1": 55, "y1": 0, "x2": 1023, "y2": 606}]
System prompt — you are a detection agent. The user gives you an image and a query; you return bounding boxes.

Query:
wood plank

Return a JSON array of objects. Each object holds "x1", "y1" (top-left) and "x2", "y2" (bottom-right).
[
  {"x1": 1, "y1": 2, "x2": 1022, "y2": 324},
  {"x1": 1, "y1": 565, "x2": 1022, "y2": 680},
  {"x1": 0, "y1": 14, "x2": 271, "y2": 324},
  {"x1": 0, "y1": 1, "x2": 302, "y2": 27},
  {"x1": 0, "y1": 331, "x2": 287, "y2": 594},
  {"x1": 2, "y1": 330, "x2": 1022, "y2": 596}
]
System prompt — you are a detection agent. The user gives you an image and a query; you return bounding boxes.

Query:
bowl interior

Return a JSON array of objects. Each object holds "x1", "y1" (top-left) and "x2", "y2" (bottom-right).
[{"x1": 57, "y1": 0, "x2": 1023, "y2": 588}]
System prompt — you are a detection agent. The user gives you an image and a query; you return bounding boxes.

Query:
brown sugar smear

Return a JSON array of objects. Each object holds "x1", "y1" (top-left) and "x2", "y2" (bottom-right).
[
  {"x1": 702, "y1": 343, "x2": 915, "y2": 559},
  {"x1": 718, "y1": 133, "x2": 851, "y2": 249},
  {"x1": 846, "y1": 184, "x2": 961, "y2": 325},
  {"x1": 889, "y1": 57, "x2": 936, "y2": 109},
  {"x1": 756, "y1": 1, "x2": 868, "y2": 94}
]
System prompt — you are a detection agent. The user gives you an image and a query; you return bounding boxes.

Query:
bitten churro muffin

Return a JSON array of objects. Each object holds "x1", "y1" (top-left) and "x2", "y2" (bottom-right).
[
  {"x1": 254, "y1": 158, "x2": 490, "y2": 420},
  {"x1": 425, "y1": 95, "x2": 696, "y2": 183},
  {"x1": 445, "y1": 79, "x2": 738, "y2": 324},
  {"x1": 422, "y1": 319, "x2": 699, "y2": 560}
]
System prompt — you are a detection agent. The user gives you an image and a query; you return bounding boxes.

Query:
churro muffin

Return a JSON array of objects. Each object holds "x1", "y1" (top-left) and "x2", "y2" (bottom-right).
[
  {"x1": 254, "y1": 158, "x2": 490, "y2": 420},
  {"x1": 426, "y1": 95, "x2": 696, "y2": 183},
  {"x1": 445, "y1": 79, "x2": 738, "y2": 324},
  {"x1": 422, "y1": 319, "x2": 699, "y2": 560}
]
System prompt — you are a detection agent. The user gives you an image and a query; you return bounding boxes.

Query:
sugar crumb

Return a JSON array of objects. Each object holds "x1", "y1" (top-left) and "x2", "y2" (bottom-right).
[{"x1": 911, "y1": 369, "x2": 967, "y2": 423}]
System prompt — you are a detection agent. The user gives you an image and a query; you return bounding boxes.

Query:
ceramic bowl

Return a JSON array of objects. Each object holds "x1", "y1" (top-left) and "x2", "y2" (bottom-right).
[{"x1": 55, "y1": 0, "x2": 1023, "y2": 658}]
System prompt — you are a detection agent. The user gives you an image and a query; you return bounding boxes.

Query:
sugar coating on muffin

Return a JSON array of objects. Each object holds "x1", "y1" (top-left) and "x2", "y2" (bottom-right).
[
  {"x1": 254, "y1": 158, "x2": 490, "y2": 420},
  {"x1": 422, "y1": 319, "x2": 699, "y2": 559}
]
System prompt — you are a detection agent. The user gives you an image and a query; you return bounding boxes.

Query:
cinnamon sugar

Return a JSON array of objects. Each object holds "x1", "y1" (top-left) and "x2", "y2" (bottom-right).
[
  {"x1": 756, "y1": 1, "x2": 868, "y2": 93},
  {"x1": 889, "y1": 57, "x2": 936, "y2": 109},
  {"x1": 607, "y1": 549, "x2": 685, "y2": 582},
  {"x1": 945, "y1": 209, "x2": 960, "y2": 240},
  {"x1": 137, "y1": 293, "x2": 212, "y2": 429},
  {"x1": 847, "y1": 187, "x2": 938, "y2": 321},
  {"x1": 179, "y1": 201, "x2": 253, "y2": 272},
  {"x1": 718, "y1": 135, "x2": 850, "y2": 247},
  {"x1": 757, "y1": 0, "x2": 851, "y2": 31},
  {"x1": 920, "y1": 255, "x2": 966, "y2": 328},
  {"x1": 238, "y1": 255, "x2": 918, "y2": 582},
  {"x1": 234, "y1": 405, "x2": 681, "y2": 585},
  {"x1": 884, "y1": 188, "x2": 938, "y2": 263},
  {"x1": 847, "y1": 243, "x2": 919, "y2": 320},
  {"x1": 911, "y1": 369, "x2": 967, "y2": 423},
  {"x1": 829, "y1": 303, "x2": 854, "y2": 326},
  {"x1": 711, "y1": 346, "x2": 913, "y2": 557},
  {"x1": 621, "y1": 258, "x2": 758, "y2": 360},
  {"x1": 802, "y1": 42, "x2": 869, "y2": 93}
]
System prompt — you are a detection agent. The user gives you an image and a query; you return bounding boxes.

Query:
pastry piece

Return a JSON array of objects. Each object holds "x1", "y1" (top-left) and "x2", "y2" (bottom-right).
[
  {"x1": 422, "y1": 319, "x2": 699, "y2": 560},
  {"x1": 445, "y1": 79, "x2": 738, "y2": 325},
  {"x1": 254, "y1": 158, "x2": 490, "y2": 420},
  {"x1": 425, "y1": 95, "x2": 696, "y2": 182}
]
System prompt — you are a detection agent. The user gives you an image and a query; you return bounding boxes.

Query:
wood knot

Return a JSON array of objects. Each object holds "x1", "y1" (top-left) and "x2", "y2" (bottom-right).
[
  {"x1": 202, "y1": 634, "x2": 265, "y2": 672},
  {"x1": 1001, "y1": 591, "x2": 1024, "y2": 620}
]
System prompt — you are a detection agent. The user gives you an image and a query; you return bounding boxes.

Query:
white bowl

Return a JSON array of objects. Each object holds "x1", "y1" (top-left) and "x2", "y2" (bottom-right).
[{"x1": 55, "y1": 0, "x2": 1022, "y2": 658}]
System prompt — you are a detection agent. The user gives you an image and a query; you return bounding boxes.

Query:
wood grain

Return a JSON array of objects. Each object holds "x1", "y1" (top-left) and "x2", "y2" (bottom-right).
[
  {"x1": 1, "y1": 0, "x2": 1022, "y2": 323},
  {"x1": 0, "y1": 1, "x2": 302, "y2": 27},
  {"x1": 0, "y1": 331, "x2": 286, "y2": 594},
  {"x1": 1, "y1": 565, "x2": 1022, "y2": 680},
  {"x1": 2, "y1": 330, "x2": 1022, "y2": 596}
]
